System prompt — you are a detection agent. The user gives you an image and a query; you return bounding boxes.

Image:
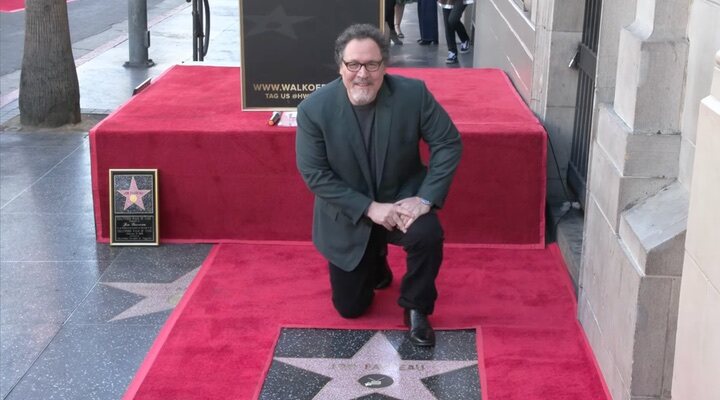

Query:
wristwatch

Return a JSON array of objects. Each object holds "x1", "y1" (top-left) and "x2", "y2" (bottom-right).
[{"x1": 419, "y1": 197, "x2": 432, "y2": 206}]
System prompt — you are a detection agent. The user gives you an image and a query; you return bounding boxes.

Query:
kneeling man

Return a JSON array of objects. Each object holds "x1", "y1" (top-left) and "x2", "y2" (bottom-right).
[{"x1": 295, "y1": 24, "x2": 462, "y2": 347}]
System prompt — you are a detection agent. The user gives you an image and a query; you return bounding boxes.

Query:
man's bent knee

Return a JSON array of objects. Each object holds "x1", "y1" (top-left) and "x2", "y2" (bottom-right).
[
  {"x1": 333, "y1": 300, "x2": 371, "y2": 319},
  {"x1": 405, "y1": 213, "x2": 444, "y2": 248},
  {"x1": 332, "y1": 290, "x2": 373, "y2": 319}
]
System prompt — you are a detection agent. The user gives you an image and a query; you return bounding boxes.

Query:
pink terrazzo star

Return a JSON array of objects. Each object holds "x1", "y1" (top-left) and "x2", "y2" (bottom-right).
[{"x1": 118, "y1": 176, "x2": 152, "y2": 210}]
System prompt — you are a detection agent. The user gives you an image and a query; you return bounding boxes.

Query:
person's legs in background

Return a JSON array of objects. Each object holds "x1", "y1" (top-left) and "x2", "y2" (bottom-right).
[
  {"x1": 417, "y1": 0, "x2": 425, "y2": 40},
  {"x1": 417, "y1": 0, "x2": 438, "y2": 44},
  {"x1": 442, "y1": 3, "x2": 468, "y2": 63},
  {"x1": 441, "y1": 8, "x2": 457, "y2": 62},
  {"x1": 385, "y1": 0, "x2": 403, "y2": 45},
  {"x1": 394, "y1": 1, "x2": 406, "y2": 38},
  {"x1": 448, "y1": 2, "x2": 470, "y2": 52}
]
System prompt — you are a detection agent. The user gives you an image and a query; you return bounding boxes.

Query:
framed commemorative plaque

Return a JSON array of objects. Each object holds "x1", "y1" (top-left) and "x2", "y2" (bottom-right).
[{"x1": 109, "y1": 169, "x2": 159, "y2": 246}]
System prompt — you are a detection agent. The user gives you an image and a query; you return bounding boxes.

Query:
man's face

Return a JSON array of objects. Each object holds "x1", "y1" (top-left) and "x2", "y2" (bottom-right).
[{"x1": 339, "y1": 38, "x2": 385, "y2": 106}]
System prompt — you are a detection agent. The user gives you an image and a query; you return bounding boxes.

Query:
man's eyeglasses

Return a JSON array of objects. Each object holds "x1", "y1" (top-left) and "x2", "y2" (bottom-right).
[{"x1": 342, "y1": 60, "x2": 383, "y2": 72}]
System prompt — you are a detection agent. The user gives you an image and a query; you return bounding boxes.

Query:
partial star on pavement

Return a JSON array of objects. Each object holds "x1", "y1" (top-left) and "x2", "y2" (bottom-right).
[
  {"x1": 244, "y1": 6, "x2": 313, "y2": 40},
  {"x1": 117, "y1": 176, "x2": 151, "y2": 210},
  {"x1": 275, "y1": 332, "x2": 477, "y2": 399},
  {"x1": 102, "y1": 267, "x2": 199, "y2": 321}
]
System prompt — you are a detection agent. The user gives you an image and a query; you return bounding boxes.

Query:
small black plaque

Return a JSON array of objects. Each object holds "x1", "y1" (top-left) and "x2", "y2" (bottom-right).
[
  {"x1": 358, "y1": 374, "x2": 394, "y2": 389},
  {"x1": 110, "y1": 169, "x2": 159, "y2": 246}
]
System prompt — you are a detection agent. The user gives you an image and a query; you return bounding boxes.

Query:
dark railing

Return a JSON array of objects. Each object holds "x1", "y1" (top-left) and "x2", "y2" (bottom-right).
[
  {"x1": 568, "y1": 0, "x2": 602, "y2": 207},
  {"x1": 188, "y1": 0, "x2": 210, "y2": 61}
]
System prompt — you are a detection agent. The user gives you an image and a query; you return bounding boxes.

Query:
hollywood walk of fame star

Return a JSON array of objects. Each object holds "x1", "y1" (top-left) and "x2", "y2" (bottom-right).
[
  {"x1": 117, "y1": 176, "x2": 152, "y2": 211},
  {"x1": 275, "y1": 332, "x2": 477, "y2": 399},
  {"x1": 102, "y1": 267, "x2": 199, "y2": 321},
  {"x1": 244, "y1": 6, "x2": 314, "y2": 40}
]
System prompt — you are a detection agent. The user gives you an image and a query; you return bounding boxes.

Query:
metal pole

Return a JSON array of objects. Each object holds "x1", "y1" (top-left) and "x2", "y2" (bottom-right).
[
  {"x1": 197, "y1": 0, "x2": 204, "y2": 61},
  {"x1": 125, "y1": 0, "x2": 155, "y2": 67},
  {"x1": 192, "y1": 0, "x2": 198, "y2": 61}
]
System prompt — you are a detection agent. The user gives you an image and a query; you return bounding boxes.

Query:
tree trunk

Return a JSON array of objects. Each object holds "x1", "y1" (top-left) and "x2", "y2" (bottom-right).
[{"x1": 19, "y1": 0, "x2": 81, "y2": 127}]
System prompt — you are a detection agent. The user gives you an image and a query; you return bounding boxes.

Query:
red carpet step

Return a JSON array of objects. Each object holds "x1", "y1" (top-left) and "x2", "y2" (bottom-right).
[
  {"x1": 0, "y1": 0, "x2": 24, "y2": 12},
  {"x1": 0, "y1": 0, "x2": 75, "y2": 13},
  {"x1": 90, "y1": 65, "x2": 546, "y2": 247},
  {"x1": 124, "y1": 243, "x2": 609, "y2": 399}
]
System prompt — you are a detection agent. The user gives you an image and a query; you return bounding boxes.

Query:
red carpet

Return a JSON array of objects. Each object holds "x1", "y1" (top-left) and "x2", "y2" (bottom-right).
[
  {"x1": 90, "y1": 65, "x2": 546, "y2": 247},
  {"x1": 124, "y1": 243, "x2": 609, "y2": 399},
  {"x1": 0, "y1": 0, "x2": 23, "y2": 12},
  {"x1": 0, "y1": 0, "x2": 74, "y2": 13}
]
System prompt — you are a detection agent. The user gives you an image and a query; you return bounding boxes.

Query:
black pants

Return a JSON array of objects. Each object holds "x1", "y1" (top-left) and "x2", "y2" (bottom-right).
[
  {"x1": 442, "y1": 3, "x2": 469, "y2": 53},
  {"x1": 329, "y1": 212, "x2": 444, "y2": 318},
  {"x1": 385, "y1": 0, "x2": 397, "y2": 33},
  {"x1": 417, "y1": 0, "x2": 439, "y2": 41}
]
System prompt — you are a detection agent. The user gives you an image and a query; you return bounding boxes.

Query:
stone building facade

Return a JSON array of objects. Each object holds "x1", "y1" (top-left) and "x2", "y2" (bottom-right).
[{"x1": 472, "y1": 0, "x2": 720, "y2": 398}]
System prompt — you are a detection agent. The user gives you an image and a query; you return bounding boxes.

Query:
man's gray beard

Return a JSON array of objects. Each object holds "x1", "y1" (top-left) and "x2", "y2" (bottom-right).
[{"x1": 349, "y1": 88, "x2": 376, "y2": 105}]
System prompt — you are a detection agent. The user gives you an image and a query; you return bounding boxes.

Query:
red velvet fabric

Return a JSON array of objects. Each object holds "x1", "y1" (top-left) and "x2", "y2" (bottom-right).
[
  {"x1": 90, "y1": 65, "x2": 546, "y2": 247},
  {"x1": 124, "y1": 243, "x2": 609, "y2": 400},
  {"x1": 0, "y1": 0, "x2": 74, "y2": 13},
  {"x1": 0, "y1": 0, "x2": 24, "y2": 12}
]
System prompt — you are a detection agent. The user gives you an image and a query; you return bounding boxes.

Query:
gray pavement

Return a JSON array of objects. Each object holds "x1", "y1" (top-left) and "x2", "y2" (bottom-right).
[
  {"x1": 0, "y1": 2, "x2": 474, "y2": 398},
  {"x1": 1, "y1": 0, "x2": 241, "y2": 118},
  {"x1": 0, "y1": 0, "x2": 167, "y2": 76}
]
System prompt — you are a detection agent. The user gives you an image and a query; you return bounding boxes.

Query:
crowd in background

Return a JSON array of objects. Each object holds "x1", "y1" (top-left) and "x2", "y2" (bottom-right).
[{"x1": 384, "y1": 0, "x2": 474, "y2": 64}]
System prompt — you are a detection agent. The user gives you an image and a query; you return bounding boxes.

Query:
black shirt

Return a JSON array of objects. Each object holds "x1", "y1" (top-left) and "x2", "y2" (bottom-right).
[{"x1": 352, "y1": 102, "x2": 377, "y2": 188}]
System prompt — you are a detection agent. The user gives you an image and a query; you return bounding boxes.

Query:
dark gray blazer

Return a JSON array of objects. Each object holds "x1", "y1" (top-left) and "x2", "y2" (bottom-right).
[{"x1": 296, "y1": 74, "x2": 462, "y2": 270}]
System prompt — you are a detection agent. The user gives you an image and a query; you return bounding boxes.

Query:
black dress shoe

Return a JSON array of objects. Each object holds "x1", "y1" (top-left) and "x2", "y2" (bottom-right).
[
  {"x1": 417, "y1": 39, "x2": 437, "y2": 45},
  {"x1": 374, "y1": 259, "x2": 393, "y2": 290},
  {"x1": 404, "y1": 309, "x2": 435, "y2": 347}
]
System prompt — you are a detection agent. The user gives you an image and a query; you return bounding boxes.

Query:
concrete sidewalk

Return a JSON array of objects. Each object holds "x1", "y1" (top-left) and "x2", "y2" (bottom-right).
[{"x1": 1, "y1": 0, "x2": 240, "y2": 123}]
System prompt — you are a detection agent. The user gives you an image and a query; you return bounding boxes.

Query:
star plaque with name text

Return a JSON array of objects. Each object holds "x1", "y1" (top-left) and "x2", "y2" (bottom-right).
[
  {"x1": 110, "y1": 169, "x2": 159, "y2": 246},
  {"x1": 258, "y1": 328, "x2": 482, "y2": 400}
]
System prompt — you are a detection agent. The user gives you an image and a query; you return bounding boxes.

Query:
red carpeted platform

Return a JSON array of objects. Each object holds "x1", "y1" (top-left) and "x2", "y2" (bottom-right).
[
  {"x1": 123, "y1": 243, "x2": 609, "y2": 399},
  {"x1": 0, "y1": 0, "x2": 23, "y2": 12},
  {"x1": 90, "y1": 65, "x2": 546, "y2": 247},
  {"x1": 0, "y1": 0, "x2": 74, "y2": 13}
]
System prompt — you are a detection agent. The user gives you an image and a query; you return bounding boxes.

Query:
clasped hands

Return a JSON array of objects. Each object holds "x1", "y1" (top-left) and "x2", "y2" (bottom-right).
[{"x1": 366, "y1": 197, "x2": 431, "y2": 233}]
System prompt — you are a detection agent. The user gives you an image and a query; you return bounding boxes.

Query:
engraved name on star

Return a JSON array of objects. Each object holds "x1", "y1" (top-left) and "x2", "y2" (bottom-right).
[
  {"x1": 244, "y1": 6, "x2": 314, "y2": 40},
  {"x1": 275, "y1": 332, "x2": 477, "y2": 399},
  {"x1": 117, "y1": 176, "x2": 151, "y2": 210},
  {"x1": 102, "y1": 267, "x2": 199, "y2": 321}
]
